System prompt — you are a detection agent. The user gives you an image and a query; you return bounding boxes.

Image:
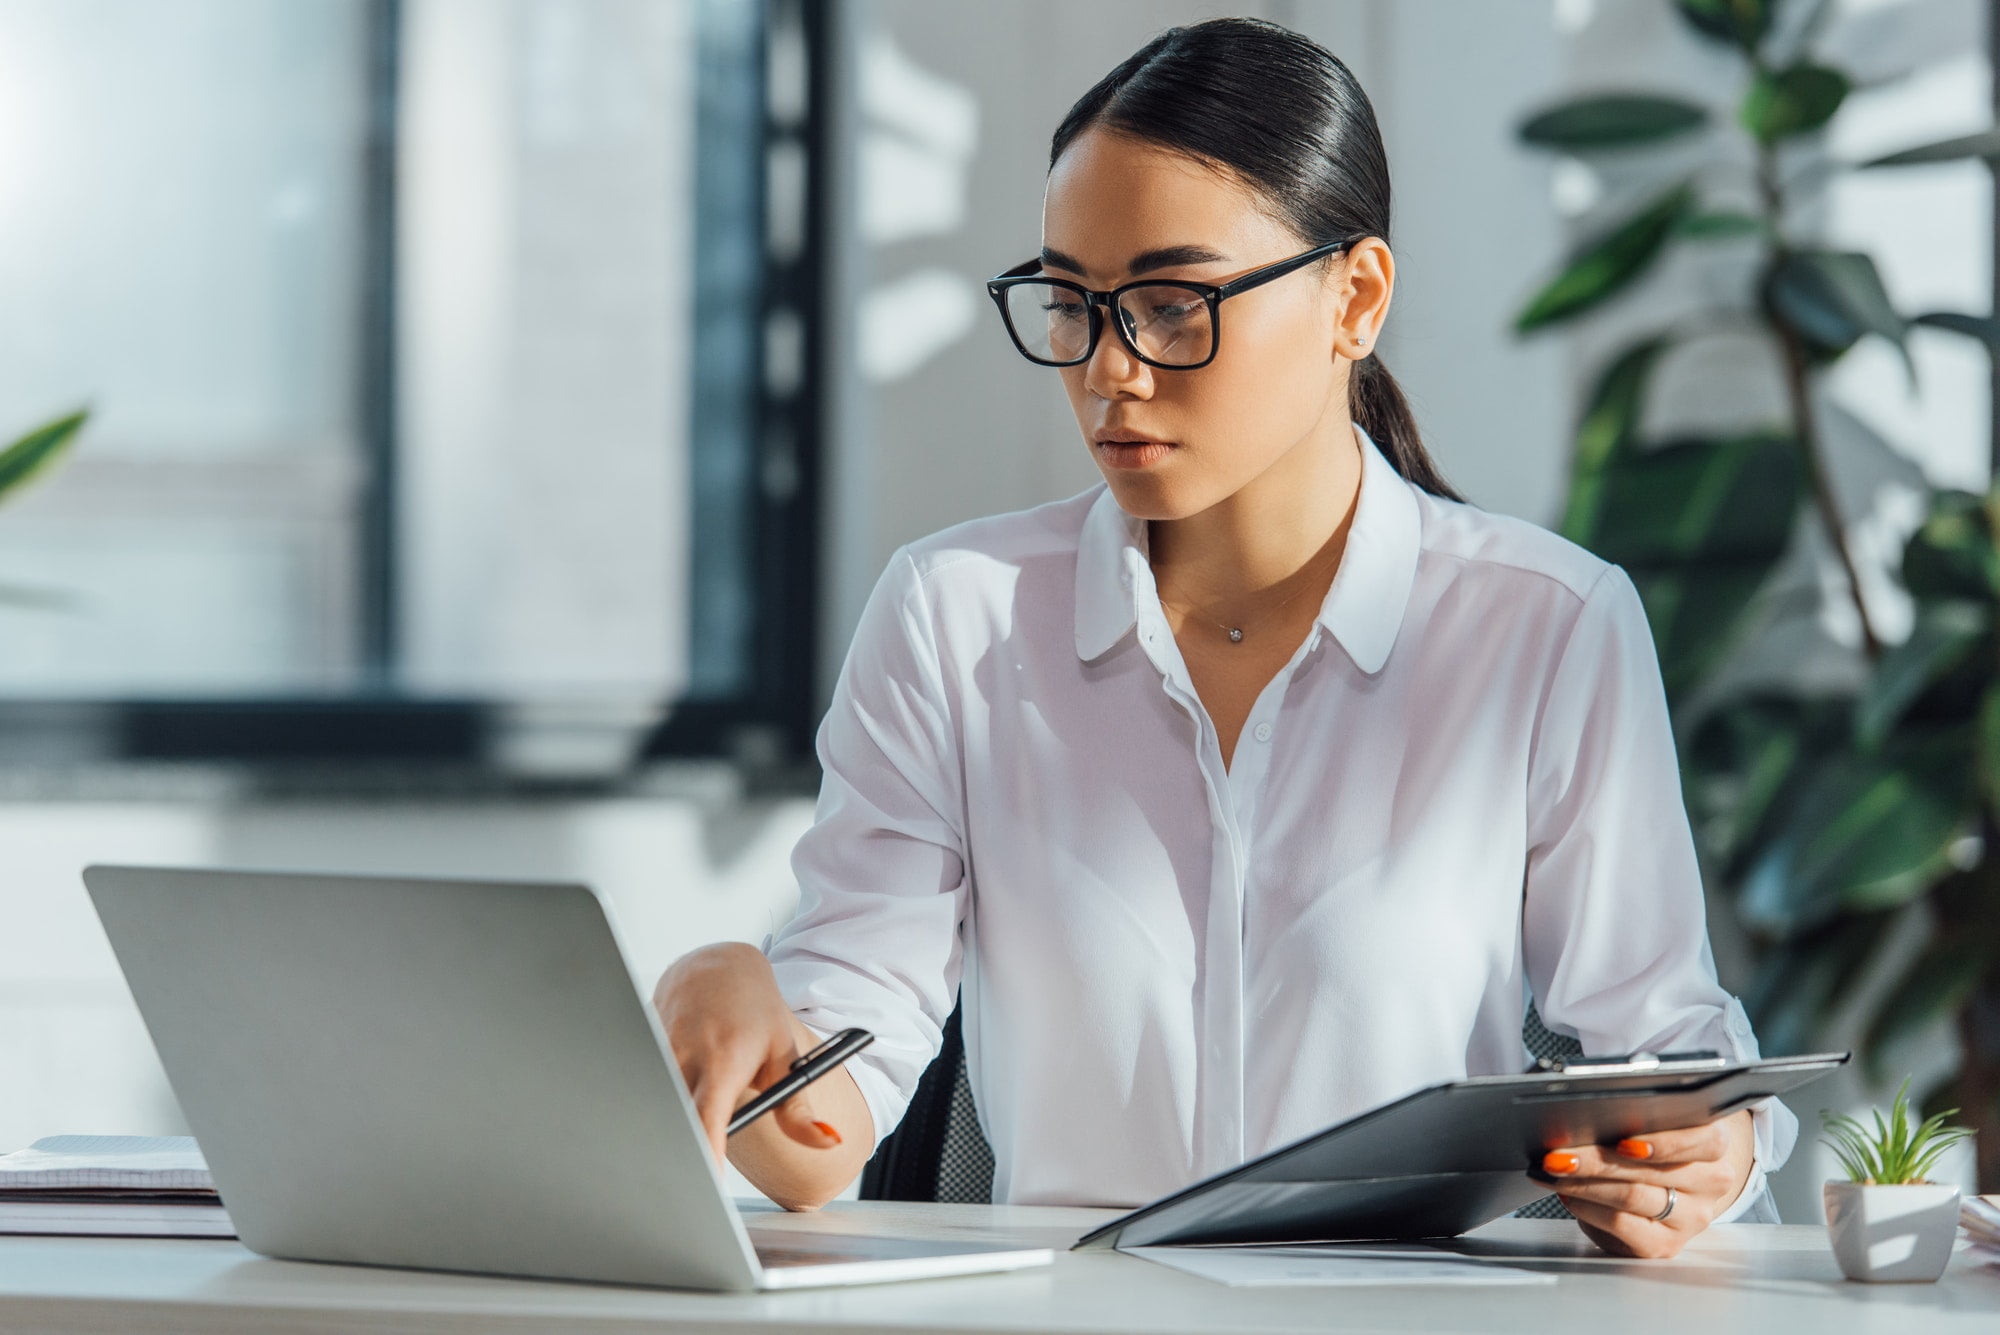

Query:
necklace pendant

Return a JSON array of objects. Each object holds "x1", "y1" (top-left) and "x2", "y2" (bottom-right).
[{"x1": 1226, "y1": 627, "x2": 1244, "y2": 643}]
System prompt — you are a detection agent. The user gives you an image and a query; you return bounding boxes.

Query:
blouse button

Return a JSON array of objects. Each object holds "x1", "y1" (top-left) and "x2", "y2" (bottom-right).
[{"x1": 1253, "y1": 722, "x2": 1273, "y2": 743}]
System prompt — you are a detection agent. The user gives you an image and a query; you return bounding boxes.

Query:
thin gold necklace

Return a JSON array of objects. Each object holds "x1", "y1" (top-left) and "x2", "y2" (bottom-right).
[{"x1": 1154, "y1": 543, "x2": 1344, "y2": 645}]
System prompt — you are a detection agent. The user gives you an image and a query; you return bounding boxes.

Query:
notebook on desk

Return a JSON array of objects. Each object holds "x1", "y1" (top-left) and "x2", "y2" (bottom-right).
[
  {"x1": 0, "y1": 1136, "x2": 233, "y2": 1239},
  {"x1": 81, "y1": 864, "x2": 1053, "y2": 1292}
]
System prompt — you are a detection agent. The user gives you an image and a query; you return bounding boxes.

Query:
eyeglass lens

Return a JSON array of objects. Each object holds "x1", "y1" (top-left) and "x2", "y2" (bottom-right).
[{"x1": 1000, "y1": 283, "x2": 1214, "y2": 367}]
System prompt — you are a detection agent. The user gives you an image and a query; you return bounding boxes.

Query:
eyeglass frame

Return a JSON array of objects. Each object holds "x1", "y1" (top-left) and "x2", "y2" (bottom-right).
[{"x1": 984, "y1": 237, "x2": 1361, "y2": 371}]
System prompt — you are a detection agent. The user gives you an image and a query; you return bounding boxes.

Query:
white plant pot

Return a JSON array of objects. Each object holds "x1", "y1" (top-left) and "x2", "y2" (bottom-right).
[{"x1": 1823, "y1": 1180, "x2": 1961, "y2": 1283}]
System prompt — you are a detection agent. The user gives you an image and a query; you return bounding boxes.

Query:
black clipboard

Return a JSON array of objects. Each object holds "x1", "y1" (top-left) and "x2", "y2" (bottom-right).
[{"x1": 1072, "y1": 1051, "x2": 1847, "y2": 1250}]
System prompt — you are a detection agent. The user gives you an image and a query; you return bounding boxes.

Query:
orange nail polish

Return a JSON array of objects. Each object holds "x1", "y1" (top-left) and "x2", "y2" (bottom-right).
[
  {"x1": 1543, "y1": 1151, "x2": 1578, "y2": 1176},
  {"x1": 1617, "y1": 1138, "x2": 1653, "y2": 1160},
  {"x1": 813, "y1": 1120, "x2": 842, "y2": 1145}
]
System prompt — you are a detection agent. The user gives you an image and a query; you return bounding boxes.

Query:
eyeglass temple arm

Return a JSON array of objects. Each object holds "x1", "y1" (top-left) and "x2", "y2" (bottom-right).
[{"x1": 1214, "y1": 238, "x2": 1356, "y2": 299}]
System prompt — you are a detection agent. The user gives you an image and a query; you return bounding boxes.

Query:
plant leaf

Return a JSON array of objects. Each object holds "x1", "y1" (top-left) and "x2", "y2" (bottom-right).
[
  {"x1": 1691, "y1": 695, "x2": 1852, "y2": 875},
  {"x1": 1861, "y1": 128, "x2": 2000, "y2": 169},
  {"x1": 1558, "y1": 339, "x2": 1673, "y2": 541},
  {"x1": 1979, "y1": 687, "x2": 2000, "y2": 809},
  {"x1": 1519, "y1": 95, "x2": 1710, "y2": 150},
  {"x1": 1861, "y1": 942, "x2": 1988, "y2": 1084},
  {"x1": 1764, "y1": 250, "x2": 1911, "y2": 380},
  {"x1": 1738, "y1": 740, "x2": 1974, "y2": 932},
  {"x1": 1582, "y1": 433, "x2": 1803, "y2": 695},
  {"x1": 1745, "y1": 912, "x2": 1897, "y2": 1053},
  {"x1": 0, "y1": 409, "x2": 88, "y2": 502},
  {"x1": 1855, "y1": 599, "x2": 1990, "y2": 748},
  {"x1": 1913, "y1": 311, "x2": 2000, "y2": 354},
  {"x1": 1902, "y1": 490, "x2": 2000, "y2": 601},
  {"x1": 1516, "y1": 183, "x2": 1696, "y2": 333},
  {"x1": 1675, "y1": 0, "x2": 1772, "y2": 50},
  {"x1": 1677, "y1": 210, "x2": 1768, "y2": 241},
  {"x1": 1741, "y1": 65, "x2": 1850, "y2": 144}
]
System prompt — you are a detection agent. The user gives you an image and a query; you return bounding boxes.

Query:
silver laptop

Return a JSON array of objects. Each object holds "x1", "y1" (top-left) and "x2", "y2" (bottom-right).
[{"x1": 82, "y1": 864, "x2": 1051, "y2": 1291}]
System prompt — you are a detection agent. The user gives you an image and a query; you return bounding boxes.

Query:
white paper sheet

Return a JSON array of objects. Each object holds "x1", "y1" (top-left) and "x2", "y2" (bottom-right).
[
  {"x1": 0, "y1": 1136, "x2": 213, "y2": 1194},
  {"x1": 1126, "y1": 1244, "x2": 1557, "y2": 1287}
]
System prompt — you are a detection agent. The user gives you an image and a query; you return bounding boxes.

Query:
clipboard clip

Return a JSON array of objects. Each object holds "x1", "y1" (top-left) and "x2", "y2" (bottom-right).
[{"x1": 1532, "y1": 1049, "x2": 1727, "y2": 1075}]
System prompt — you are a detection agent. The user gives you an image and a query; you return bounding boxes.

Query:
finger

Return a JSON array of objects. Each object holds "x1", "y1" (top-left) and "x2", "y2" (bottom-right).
[
  {"x1": 1543, "y1": 1176, "x2": 1679, "y2": 1221},
  {"x1": 744, "y1": 1050, "x2": 843, "y2": 1150},
  {"x1": 692, "y1": 1079, "x2": 740, "y2": 1168},
  {"x1": 1561, "y1": 1195, "x2": 1685, "y2": 1260},
  {"x1": 1601, "y1": 1121, "x2": 1729, "y2": 1168},
  {"x1": 771, "y1": 1095, "x2": 844, "y2": 1149},
  {"x1": 1539, "y1": 1133, "x2": 1720, "y2": 1181}
]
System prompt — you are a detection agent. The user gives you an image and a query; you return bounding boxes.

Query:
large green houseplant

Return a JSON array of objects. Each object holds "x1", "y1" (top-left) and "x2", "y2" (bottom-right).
[{"x1": 1513, "y1": 0, "x2": 2000, "y2": 1188}]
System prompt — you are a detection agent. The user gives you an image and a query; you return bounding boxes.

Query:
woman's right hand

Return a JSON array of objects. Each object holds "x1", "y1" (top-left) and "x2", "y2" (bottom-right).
[{"x1": 651, "y1": 942, "x2": 861, "y2": 1207}]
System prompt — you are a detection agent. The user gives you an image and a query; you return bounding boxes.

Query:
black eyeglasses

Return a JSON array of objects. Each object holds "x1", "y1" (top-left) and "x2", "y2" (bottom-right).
[{"x1": 985, "y1": 238, "x2": 1357, "y2": 371}]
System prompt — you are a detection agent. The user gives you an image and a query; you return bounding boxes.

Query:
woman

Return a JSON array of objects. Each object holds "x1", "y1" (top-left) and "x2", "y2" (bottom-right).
[{"x1": 655, "y1": 17, "x2": 1796, "y2": 1259}]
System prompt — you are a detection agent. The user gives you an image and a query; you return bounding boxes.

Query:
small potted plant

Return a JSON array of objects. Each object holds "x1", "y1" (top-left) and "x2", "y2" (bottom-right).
[{"x1": 1820, "y1": 1079, "x2": 1972, "y2": 1283}]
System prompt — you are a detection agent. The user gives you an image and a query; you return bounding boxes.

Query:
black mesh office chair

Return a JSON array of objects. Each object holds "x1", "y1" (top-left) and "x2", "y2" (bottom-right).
[{"x1": 860, "y1": 1002, "x2": 1581, "y2": 1221}]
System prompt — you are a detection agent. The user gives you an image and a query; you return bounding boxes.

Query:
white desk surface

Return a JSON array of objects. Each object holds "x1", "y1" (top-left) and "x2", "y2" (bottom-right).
[{"x1": 2, "y1": 1200, "x2": 1995, "y2": 1335}]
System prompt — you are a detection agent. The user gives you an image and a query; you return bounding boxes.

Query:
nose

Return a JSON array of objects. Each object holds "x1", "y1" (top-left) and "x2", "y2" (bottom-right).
[{"x1": 1082, "y1": 310, "x2": 1154, "y2": 401}]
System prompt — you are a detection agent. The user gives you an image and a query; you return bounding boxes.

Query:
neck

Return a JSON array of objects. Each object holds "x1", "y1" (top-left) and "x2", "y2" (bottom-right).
[{"x1": 1149, "y1": 420, "x2": 1365, "y2": 611}]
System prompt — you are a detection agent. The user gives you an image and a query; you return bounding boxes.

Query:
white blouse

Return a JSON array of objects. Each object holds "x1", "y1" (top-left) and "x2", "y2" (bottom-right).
[{"x1": 767, "y1": 424, "x2": 1796, "y2": 1220}]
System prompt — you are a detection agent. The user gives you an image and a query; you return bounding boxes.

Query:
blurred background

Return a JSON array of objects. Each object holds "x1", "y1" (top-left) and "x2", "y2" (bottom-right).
[{"x1": 0, "y1": 0, "x2": 1992, "y2": 1217}]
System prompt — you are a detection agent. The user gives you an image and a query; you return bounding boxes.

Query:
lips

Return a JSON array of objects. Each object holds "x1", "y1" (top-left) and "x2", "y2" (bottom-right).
[{"x1": 1093, "y1": 433, "x2": 1175, "y2": 470}]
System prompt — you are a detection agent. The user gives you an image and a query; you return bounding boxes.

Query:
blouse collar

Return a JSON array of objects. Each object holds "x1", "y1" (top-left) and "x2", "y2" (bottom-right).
[{"x1": 1072, "y1": 422, "x2": 1423, "y2": 675}]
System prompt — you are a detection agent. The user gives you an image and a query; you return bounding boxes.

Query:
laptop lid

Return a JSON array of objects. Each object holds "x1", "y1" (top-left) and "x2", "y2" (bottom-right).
[{"x1": 84, "y1": 865, "x2": 765, "y2": 1291}]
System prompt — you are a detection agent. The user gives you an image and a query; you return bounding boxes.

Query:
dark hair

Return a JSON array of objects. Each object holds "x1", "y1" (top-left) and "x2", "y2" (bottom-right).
[{"x1": 1050, "y1": 17, "x2": 1461, "y2": 502}]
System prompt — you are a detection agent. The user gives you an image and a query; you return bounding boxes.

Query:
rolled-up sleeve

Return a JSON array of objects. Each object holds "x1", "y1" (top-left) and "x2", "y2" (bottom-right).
[
  {"x1": 766, "y1": 548, "x2": 967, "y2": 1146},
  {"x1": 1522, "y1": 565, "x2": 1798, "y2": 1223}
]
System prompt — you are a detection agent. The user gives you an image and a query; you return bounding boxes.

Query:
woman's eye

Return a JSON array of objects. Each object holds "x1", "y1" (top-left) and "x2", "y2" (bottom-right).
[
  {"x1": 1041, "y1": 301, "x2": 1087, "y2": 319},
  {"x1": 1149, "y1": 303, "x2": 1198, "y2": 323}
]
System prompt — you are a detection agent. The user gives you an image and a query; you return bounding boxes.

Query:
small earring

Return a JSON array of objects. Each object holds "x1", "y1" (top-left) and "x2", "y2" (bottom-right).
[{"x1": 1353, "y1": 334, "x2": 1369, "y2": 347}]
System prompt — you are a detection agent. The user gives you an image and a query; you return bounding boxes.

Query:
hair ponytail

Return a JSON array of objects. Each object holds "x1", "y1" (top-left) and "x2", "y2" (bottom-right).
[
  {"x1": 1353, "y1": 355, "x2": 1461, "y2": 501},
  {"x1": 1052, "y1": 17, "x2": 1462, "y2": 502}
]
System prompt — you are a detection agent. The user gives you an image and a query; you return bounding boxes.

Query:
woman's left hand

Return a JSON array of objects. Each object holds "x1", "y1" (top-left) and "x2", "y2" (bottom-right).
[{"x1": 1535, "y1": 1109, "x2": 1755, "y2": 1259}]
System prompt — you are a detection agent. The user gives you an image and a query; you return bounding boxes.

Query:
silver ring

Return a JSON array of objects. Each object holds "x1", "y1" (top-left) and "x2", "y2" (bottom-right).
[{"x1": 1649, "y1": 1186, "x2": 1677, "y2": 1223}]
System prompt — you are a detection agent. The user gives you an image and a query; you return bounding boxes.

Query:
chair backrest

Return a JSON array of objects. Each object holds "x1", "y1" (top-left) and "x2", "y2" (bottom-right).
[
  {"x1": 857, "y1": 1003, "x2": 995, "y2": 1202},
  {"x1": 859, "y1": 1001, "x2": 1583, "y2": 1211}
]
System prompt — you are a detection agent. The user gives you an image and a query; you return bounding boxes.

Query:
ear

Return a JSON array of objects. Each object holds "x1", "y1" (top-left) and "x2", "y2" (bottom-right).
[{"x1": 1333, "y1": 236, "x2": 1394, "y2": 362}]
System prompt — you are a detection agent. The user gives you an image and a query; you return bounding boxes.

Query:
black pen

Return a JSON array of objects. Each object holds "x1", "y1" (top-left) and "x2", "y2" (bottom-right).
[{"x1": 726, "y1": 1027, "x2": 874, "y2": 1136}]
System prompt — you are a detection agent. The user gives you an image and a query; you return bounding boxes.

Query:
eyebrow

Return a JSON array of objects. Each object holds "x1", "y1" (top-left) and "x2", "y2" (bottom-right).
[{"x1": 1039, "y1": 243, "x2": 1231, "y2": 279}]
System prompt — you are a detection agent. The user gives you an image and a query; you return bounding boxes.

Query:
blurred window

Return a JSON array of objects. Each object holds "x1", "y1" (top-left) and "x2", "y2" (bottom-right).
[{"x1": 0, "y1": 0, "x2": 804, "y2": 756}]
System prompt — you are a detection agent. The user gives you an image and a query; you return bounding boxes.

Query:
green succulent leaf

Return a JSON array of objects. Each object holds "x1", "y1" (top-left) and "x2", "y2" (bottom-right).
[
  {"x1": 0, "y1": 409, "x2": 88, "y2": 502},
  {"x1": 1861, "y1": 128, "x2": 2000, "y2": 169},
  {"x1": 1913, "y1": 311, "x2": 2000, "y2": 354},
  {"x1": 1738, "y1": 737, "x2": 1974, "y2": 933},
  {"x1": 1582, "y1": 433, "x2": 1802, "y2": 696},
  {"x1": 1518, "y1": 95, "x2": 1710, "y2": 150},
  {"x1": 1676, "y1": 210, "x2": 1767, "y2": 241},
  {"x1": 1558, "y1": 339, "x2": 1673, "y2": 541},
  {"x1": 1515, "y1": 183, "x2": 1695, "y2": 333},
  {"x1": 1902, "y1": 490, "x2": 2000, "y2": 602},
  {"x1": 1675, "y1": 0, "x2": 1772, "y2": 50},
  {"x1": 1822, "y1": 1078, "x2": 1973, "y2": 1183},
  {"x1": 1862, "y1": 943, "x2": 1989, "y2": 1084},
  {"x1": 1764, "y1": 250, "x2": 1911, "y2": 380},
  {"x1": 1855, "y1": 600, "x2": 1991, "y2": 749},
  {"x1": 1741, "y1": 65, "x2": 1850, "y2": 143}
]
